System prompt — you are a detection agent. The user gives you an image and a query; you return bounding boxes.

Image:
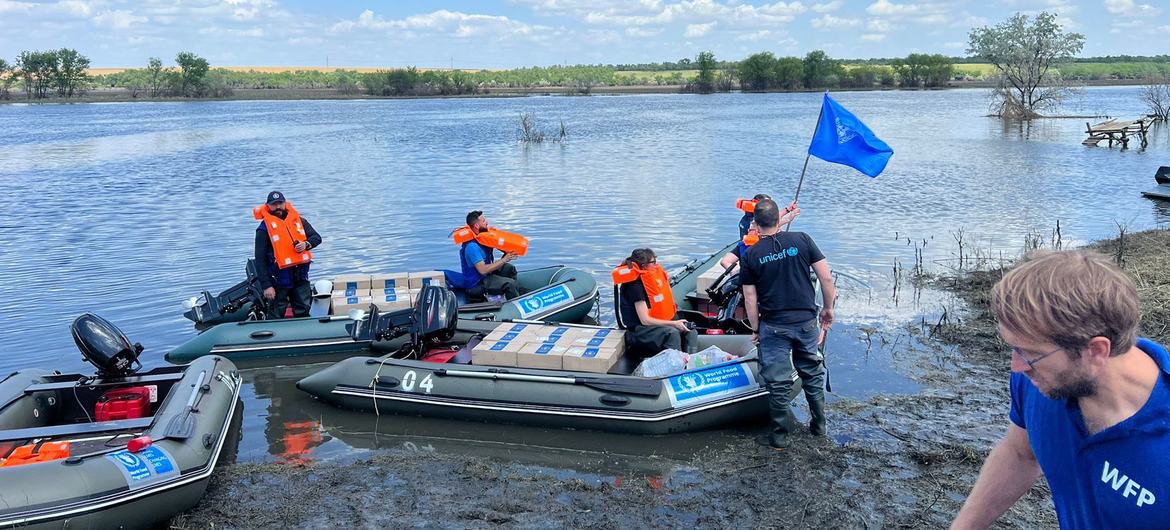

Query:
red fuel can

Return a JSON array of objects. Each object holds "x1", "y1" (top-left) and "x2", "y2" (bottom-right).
[{"x1": 95, "y1": 387, "x2": 152, "y2": 421}]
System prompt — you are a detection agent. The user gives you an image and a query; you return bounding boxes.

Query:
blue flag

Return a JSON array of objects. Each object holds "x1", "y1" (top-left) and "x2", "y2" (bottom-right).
[{"x1": 807, "y1": 93, "x2": 893, "y2": 178}]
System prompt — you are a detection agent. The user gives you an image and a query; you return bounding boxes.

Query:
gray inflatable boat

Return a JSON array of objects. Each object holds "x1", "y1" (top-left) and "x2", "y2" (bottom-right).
[{"x1": 0, "y1": 315, "x2": 242, "y2": 530}]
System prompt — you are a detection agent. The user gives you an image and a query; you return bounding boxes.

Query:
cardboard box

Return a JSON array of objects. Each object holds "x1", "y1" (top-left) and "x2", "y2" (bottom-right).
[
  {"x1": 331, "y1": 293, "x2": 373, "y2": 315},
  {"x1": 370, "y1": 289, "x2": 412, "y2": 311},
  {"x1": 483, "y1": 327, "x2": 527, "y2": 344},
  {"x1": 408, "y1": 271, "x2": 446, "y2": 290},
  {"x1": 333, "y1": 274, "x2": 372, "y2": 296},
  {"x1": 470, "y1": 339, "x2": 522, "y2": 367},
  {"x1": 694, "y1": 265, "x2": 726, "y2": 299},
  {"x1": 409, "y1": 288, "x2": 422, "y2": 305},
  {"x1": 563, "y1": 346, "x2": 621, "y2": 373},
  {"x1": 568, "y1": 328, "x2": 625, "y2": 351},
  {"x1": 518, "y1": 325, "x2": 578, "y2": 344},
  {"x1": 370, "y1": 273, "x2": 410, "y2": 293},
  {"x1": 516, "y1": 342, "x2": 566, "y2": 370}
]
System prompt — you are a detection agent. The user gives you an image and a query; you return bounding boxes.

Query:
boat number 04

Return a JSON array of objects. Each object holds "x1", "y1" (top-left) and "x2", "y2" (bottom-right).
[{"x1": 401, "y1": 371, "x2": 434, "y2": 394}]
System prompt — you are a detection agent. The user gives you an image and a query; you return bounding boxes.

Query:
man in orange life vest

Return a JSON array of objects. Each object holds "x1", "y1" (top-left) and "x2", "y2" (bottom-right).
[
  {"x1": 254, "y1": 191, "x2": 322, "y2": 319},
  {"x1": 615, "y1": 248, "x2": 699, "y2": 355},
  {"x1": 454, "y1": 210, "x2": 519, "y2": 302}
]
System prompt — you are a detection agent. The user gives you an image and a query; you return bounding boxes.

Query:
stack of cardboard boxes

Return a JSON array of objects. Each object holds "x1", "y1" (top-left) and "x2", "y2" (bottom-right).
[
  {"x1": 693, "y1": 264, "x2": 726, "y2": 300},
  {"x1": 330, "y1": 271, "x2": 447, "y2": 315},
  {"x1": 470, "y1": 323, "x2": 625, "y2": 374}
]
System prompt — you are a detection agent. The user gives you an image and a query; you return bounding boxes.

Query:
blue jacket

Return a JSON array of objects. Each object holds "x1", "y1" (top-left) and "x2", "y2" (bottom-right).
[{"x1": 443, "y1": 241, "x2": 494, "y2": 290}]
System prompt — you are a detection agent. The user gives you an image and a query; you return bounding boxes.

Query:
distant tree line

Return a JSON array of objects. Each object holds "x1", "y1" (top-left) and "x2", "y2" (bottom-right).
[
  {"x1": 95, "y1": 52, "x2": 231, "y2": 97},
  {"x1": 0, "y1": 48, "x2": 90, "y2": 99}
]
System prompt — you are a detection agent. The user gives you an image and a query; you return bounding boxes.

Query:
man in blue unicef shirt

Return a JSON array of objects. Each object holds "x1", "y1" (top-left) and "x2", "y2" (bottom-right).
[
  {"x1": 741, "y1": 198, "x2": 836, "y2": 449},
  {"x1": 952, "y1": 250, "x2": 1170, "y2": 529}
]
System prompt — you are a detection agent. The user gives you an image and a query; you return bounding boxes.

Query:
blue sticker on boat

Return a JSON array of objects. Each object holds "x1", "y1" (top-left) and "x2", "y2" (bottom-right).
[
  {"x1": 514, "y1": 285, "x2": 574, "y2": 319},
  {"x1": 107, "y1": 446, "x2": 179, "y2": 490},
  {"x1": 665, "y1": 363, "x2": 757, "y2": 407}
]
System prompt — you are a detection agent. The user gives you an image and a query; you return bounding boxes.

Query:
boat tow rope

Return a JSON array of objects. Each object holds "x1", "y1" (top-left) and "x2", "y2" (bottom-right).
[{"x1": 371, "y1": 360, "x2": 385, "y2": 417}]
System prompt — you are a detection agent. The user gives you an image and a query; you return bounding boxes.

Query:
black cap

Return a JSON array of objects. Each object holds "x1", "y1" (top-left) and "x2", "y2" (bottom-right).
[{"x1": 266, "y1": 191, "x2": 286, "y2": 205}]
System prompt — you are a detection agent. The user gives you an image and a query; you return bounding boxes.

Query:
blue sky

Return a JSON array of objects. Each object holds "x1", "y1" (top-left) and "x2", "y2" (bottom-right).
[{"x1": 0, "y1": 1, "x2": 1166, "y2": 68}]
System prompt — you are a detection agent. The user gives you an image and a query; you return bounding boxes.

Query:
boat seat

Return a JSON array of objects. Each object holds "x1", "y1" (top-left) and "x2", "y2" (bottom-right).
[
  {"x1": 23, "y1": 371, "x2": 185, "y2": 394},
  {"x1": 0, "y1": 417, "x2": 153, "y2": 443}
]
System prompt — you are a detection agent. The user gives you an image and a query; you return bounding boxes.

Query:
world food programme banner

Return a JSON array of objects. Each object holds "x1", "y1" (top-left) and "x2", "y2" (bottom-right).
[
  {"x1": 665, "y1": 363, "x2": 757, "y2": 407},
  {"x1": 514, "y1": 284, "x2": 574, "y2": 319}
]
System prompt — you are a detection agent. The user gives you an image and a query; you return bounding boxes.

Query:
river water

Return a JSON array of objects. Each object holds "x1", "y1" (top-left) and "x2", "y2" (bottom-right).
[{"x1": 1, "y1": 87, "x2": 1167, "y2": 467}]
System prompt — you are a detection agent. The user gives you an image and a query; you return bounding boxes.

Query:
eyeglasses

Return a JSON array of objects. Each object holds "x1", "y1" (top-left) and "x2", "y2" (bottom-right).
[{"x1": 1009, "y1": 345, "x2": 1063, "y2": 370}]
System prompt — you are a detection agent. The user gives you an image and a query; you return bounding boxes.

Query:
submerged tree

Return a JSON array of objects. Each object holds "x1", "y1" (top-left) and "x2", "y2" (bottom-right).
[
  {"x1": 694, "y1": 51, "x2": 716, "y2": 93},
  {"x1": 1141, "y1": 75, "x2": 1170, "y2": 121},
  {"x1": 968, "y1": 12, "x2": 1084, "y2": 119},
  {"x1": 0, "y1": 59, "x2": 12, "y2": 99}
]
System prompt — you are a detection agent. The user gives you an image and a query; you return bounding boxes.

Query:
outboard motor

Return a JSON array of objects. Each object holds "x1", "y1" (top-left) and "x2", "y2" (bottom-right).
[
  {"x1": 412, "y1": 285, "x2": 458, "y2": 344},
  {"x1": 70, "y1": 313, "x2": 143, "y2": 377}
]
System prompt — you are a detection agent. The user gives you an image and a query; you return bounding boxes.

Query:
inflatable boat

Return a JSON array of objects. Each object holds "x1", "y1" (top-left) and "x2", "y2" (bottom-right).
[
  {"x1": 180, "y1": 261, "x2": 597, "y2": 329},
  {"x1": 0, "y1": 314, "x2": 242, "y2": 529}
]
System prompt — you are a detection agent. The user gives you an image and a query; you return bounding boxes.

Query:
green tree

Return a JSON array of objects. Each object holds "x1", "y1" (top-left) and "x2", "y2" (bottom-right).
[
  {"x1": 775, "y1": 57, "x2": 804, "y2": 89},
  {"x1": 52, "y1": 48, "x2": 89, "y2": 97},
  {"x1": 147, "y1": 57, "x2": 167, "y2": 96},
  {"x1": 175, "y1": 52, "x2": 210, "y2": 97},
  {"x1": 738, "y1": 52, "x2": 778, "y2": 91},
  {"x1": 803, "y1": 50, "x2": 844, "y2": 89},
  {"x1": 968, "y1": 12, "x2": 1085, "y2": 118},
  {"x1": 16, "y1": 50, "x2": 58, "y2": 99},
  {"x1": 0, "y1": 58, "x2": 12, "y2": 99},
  {"x1": 694, "y1": 51, "x2": 716, "y2": 93}
]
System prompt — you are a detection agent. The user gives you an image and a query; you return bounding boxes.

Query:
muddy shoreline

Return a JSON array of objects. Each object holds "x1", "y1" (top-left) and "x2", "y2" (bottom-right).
[{"x1": 170, "y1": 231, "x2": 1170, "y2": 529}]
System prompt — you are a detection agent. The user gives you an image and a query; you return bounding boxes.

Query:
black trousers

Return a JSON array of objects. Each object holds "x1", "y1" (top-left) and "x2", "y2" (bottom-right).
[
  {"x1": 626, "y1": 323, "x2": 699, "y2": 356},
  {"x1": 268, "y1": 279, "x2": 312, "y2": 319},
  {"x1": 468, "y1": 263, "x2": 519, "y2": 301}
]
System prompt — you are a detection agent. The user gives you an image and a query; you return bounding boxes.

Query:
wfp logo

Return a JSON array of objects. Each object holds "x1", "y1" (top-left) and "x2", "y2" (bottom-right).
[
  {"x1": 679, "y1": 373, "x2": 704, "y2": 391},
  {"x1": 759, "y1": 247, "x2": 800, "y2": 265},
  {"x1": 524, "y1": 298, "x2": 542, "y2": 312}
]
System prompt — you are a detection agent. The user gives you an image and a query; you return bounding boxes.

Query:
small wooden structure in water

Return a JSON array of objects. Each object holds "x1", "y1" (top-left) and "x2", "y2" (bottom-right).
[{"x1": 1083, "y1": 117, "x2": 1152, "y2": 148}]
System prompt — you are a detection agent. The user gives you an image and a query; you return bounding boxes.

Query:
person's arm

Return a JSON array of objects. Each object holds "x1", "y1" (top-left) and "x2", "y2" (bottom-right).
[
  {"x1": 811, "y1": 258, "x2": 835, "y2": 328},
  {"x1": 778, "y1": 203, "x2": 801, "y2": 229},
  {"x1": 743, "y1": 284, "x2": 760, "y2": 335},
  {"x1": 950, "y1": 425, "x2": 1043, "y2": 530},
  {"x1": 254, "y1": 229, "x2": 275, "y2": 291},
  {"x1": 299, "y1": 217, "x2": 322, "y2": 249},
  {"x1": 719, "y1": 252, "x2": 740, "y2": 271},
  {"x1": 474, "y1": 252, "x2": 515, "y2": 275},
  {"x1": 634, "y1": 301, "x2": 688, "y2": 332}
]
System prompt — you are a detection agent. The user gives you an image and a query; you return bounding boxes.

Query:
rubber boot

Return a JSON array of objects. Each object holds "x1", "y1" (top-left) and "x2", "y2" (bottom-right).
[{"x1": 808, "y1": 393, "x2": 827, "y2": 436}]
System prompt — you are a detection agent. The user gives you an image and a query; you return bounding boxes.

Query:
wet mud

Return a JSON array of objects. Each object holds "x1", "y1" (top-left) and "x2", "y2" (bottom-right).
[{"x1": 169, "y1": 231, "x2": 1170, "y2": 529}]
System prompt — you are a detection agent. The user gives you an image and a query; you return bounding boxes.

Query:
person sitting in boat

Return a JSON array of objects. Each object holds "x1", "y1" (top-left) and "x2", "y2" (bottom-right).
[
  {"x1": 613, "y1": 248, "x2": 698, "y2": 355},
  {"x1": 449, "y1": 210, "x2": 519, "y2": 303},
  {"x1": 253, "y1": 191, "x2": 322, "y2": 319}
]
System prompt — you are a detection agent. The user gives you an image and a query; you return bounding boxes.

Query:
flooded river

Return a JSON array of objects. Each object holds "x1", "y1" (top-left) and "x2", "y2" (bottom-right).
[{"x1": 1, "y1": 87, "x2": 1168, "y2": 481}]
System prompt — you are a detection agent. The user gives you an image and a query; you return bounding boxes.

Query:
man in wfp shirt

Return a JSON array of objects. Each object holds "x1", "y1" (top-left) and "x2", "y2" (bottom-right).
[{"x1": 951, "y1": 250, "x2": 1169, "y2": 529}]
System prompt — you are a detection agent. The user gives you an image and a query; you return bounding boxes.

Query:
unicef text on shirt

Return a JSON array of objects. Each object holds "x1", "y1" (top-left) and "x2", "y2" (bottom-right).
[{"x1": 758, "y1": 247, "x2": 801, "y2": 265}]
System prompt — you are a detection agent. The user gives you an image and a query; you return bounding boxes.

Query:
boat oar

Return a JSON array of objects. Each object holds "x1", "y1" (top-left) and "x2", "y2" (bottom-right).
[
  {"x1": 432, "y1": 368, "x2": 662, "y2": 397},
  {"x1": 164, "y1": 370, "x2": 206, "y2": 440}
]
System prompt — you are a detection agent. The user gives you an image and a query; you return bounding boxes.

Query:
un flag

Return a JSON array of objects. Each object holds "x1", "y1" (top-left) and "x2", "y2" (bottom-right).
[{"x1": 807, "y1": 93, "x2": 893, "y2": 178}]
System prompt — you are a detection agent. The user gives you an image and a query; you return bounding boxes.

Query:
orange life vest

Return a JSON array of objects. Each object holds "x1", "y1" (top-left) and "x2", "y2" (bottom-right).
[
  {"x1": 742, "y1": 232, "x2": 760, "y2": 246},
  {"x1": 736, "y1": 198, "x2": 758, "y2": 213},
  {"x1": 611, "y1": 262, "x2": 676, "y2": 320},
  {"x1": 253, "y1": 202, "x2": 313, "y2": 269},
  {"x1": 0, "y1": 441, "x2": 71, "y2": 467},
  {"x1": 452, "y1": 226, "x2": 529, "y2": 256}
]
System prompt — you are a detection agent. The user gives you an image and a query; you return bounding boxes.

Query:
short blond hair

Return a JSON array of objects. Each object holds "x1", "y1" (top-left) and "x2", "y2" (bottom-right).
[{"x1": 991, "y1": 250, "x2": 1139, "y2": 356}]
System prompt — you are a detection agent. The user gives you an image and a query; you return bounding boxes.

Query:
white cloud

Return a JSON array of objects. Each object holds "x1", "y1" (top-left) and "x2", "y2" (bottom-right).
[
  {"x1": 684, "y1": 21, "x2": 716, "y2": 37},
  {"x1": 624, "y1": 26, "x2": 664, "y2": 37},
  {"x1": 92, "y1": 9, "x2": 148, "y2": 29},
  {"x1": 200, "y1": 25, "x2": 265, "y2": 37},
  {"x1": 812, "y1": 1, "x2": 843, "y2": 13},
  {"x1": 1104, "y1": 0, "x2": 1161, "y2": 17},
  {"x1": 735, "y1": 29, "x2": 774, "y2": 41},
  {"x1": 287, "y1": 36, "x2": 324, "y2": 45},
  {"x1": 582, "y1": 1, "x2": 805, "y2": 28},
  {"x1": 861, "y1": 33, "x2": 886, "y2": 41},
  {"x1": 227, "y1": 0, "x2": 277, "y2": 21},
  {"x1": 0, "y1": 0, "x2": 35, "y2": 14},
  {"x1": 866, "y1": 0, "x2": 925, "y2": 16},
  {"x1": 867, "y1": 18, "x2": 893, "y2": 32},
  {"x1": 331, "y1": 9, "x2": 541, "y2": 39},
  {"x1": 811, "y1": 14, "x2": 860, "y2": 29}
]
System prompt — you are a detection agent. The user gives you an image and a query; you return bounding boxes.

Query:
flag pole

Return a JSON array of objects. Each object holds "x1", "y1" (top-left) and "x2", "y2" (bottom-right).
[{"x1": 787, "y1": 92, "x2": 826, "y2": 232}]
